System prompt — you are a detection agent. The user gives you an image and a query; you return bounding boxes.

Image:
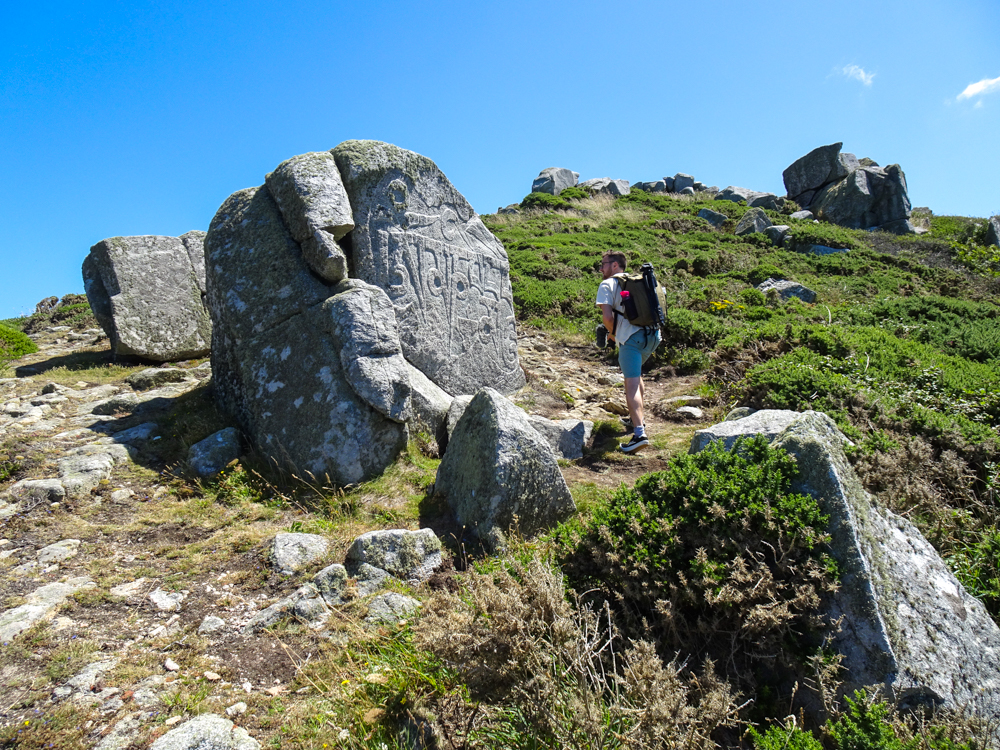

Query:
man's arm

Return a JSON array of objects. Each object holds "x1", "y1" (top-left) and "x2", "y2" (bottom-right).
[{"x1": 600, "y1": 303, "x2": 616, "y2": 342}]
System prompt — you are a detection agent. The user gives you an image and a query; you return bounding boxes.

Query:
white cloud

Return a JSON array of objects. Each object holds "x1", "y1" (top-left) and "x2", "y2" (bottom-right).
[
  {"x1": 957, "y1": 75, "x2": 1000, "y2": 101},
  {"x1": 842, "y1": 64, "x2": 875, "y2": 86}
]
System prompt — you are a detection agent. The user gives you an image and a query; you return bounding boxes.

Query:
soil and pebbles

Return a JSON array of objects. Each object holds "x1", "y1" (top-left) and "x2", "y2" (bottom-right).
[{"x1": 0, "y1": 324, "x2": 714, "y2": 749}]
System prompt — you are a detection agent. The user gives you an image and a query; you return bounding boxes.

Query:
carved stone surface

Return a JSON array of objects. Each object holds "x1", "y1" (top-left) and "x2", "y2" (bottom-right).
[
  {"x1": 333, "y1": 140, "x2": 524, "y2": 396},
  {"x1": 83, "y1": 235, "x2": 211, "y2": 361}
]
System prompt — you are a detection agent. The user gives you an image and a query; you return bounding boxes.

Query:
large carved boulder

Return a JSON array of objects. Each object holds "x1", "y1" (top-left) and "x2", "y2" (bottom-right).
[
  {"x1": 82, "y1": 233, "x2": 211, "y2": 361},
  {"x1": 205, "y1": 185, "x2": 407, "y2": 486},
  {"x1": 692, "y1": 409, "x2": 1000, "y2": 721},
  {"x1": 333, "y1": 140, "x2": 524, "y2": 396},
  {"x1": 434, "y1": 388, "x2": 575, "y2": 551}
]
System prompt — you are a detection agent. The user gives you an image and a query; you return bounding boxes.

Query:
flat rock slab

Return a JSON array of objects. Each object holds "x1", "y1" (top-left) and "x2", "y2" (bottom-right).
[
  {"x1": 0, "y1": 577, "x2": 96, "y2": 642},
  {"x1": 148, "y1": 714, "x2": 260, "y2": 750},
  {"x1": 82, "y1": 234, "x2": 212, "y2": 361},
  {"x1": 36, "y1": 539, "x2": 80, "y2": 564}
]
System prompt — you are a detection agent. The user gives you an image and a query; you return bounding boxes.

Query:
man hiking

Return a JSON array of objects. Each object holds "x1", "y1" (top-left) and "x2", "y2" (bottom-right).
[{"x1": 595, "y1": 251, "x2": 661, "y2": 453}]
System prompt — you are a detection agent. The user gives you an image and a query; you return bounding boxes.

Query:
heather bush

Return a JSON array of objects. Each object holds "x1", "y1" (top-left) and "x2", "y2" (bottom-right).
[{"x1": 561, "y1": 436, "x2": 837, "y2": 694}]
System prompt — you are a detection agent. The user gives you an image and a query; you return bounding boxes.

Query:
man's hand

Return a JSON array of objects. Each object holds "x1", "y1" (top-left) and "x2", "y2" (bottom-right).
[{"x1": 599, "y1": 303, "x2": 616, "y2": 341}]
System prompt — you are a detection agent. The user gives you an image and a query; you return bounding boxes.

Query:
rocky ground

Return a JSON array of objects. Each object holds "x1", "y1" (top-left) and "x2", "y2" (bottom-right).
[{"x1": 0, "y1": 325, "x2": 718, "y2": 749}]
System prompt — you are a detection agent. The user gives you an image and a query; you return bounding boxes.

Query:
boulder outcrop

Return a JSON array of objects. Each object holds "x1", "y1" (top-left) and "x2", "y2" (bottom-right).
[
  {"x1": 531, "y1": 167, "x2": 579, "y2": 195},
  {"x1": 579, "y1": 177, "x2": 630, "y2": 197},
  {"x1": 692, "y1": 409, "x2": 1000, "y2": 721},
  {"x1": 434, "y1": 388, "x2": 575, "y2": 551},
  {"x1": 782, "y1": 143, "x2": 913, "y2": 232},
  {"x1": 82, "y1": 233, "x2": 212, "y2": 361}
]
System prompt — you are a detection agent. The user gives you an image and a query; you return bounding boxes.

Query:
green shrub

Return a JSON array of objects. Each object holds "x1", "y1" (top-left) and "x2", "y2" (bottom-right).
[
  {"x1": 566, "y1": 437, "x2": 837, "y2": 689},
  {"x1": 749, "y1": 264, "x2": 787, "y2": 285},
  {"x1": 0, "y1": 322, "x2": 38, "y2": 368},
  {"x1": 750, "y1": 722, "x2": 823, "y2": 750},
  {"x1": 739, "y1": 288, "x2": 767, "y2": 307}
]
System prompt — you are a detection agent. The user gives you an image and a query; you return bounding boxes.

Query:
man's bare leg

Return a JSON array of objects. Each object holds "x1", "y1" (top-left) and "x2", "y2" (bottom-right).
[{"x1": 624, "y1": 376, "x2": 645, "y2": 432}]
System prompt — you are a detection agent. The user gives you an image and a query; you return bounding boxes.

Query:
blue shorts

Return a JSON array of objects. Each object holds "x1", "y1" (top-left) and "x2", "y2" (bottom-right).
[{"x1": 618, "y1": 328, "x2": 661, "y2": 378}]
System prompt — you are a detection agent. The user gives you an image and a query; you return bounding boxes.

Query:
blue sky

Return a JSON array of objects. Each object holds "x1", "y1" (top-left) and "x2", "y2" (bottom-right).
[{"x1": 2, "y1": 0, "x2": 998, "y2": 318}]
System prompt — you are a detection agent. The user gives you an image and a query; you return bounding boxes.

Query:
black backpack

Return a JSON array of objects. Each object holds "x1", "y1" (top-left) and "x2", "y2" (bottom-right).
[{"x1": 611, "y1": 262, "x2": 667, "y2": 334}]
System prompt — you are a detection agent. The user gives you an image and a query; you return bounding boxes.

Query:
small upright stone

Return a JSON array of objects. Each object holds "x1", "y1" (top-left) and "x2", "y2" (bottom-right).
[
  {"x1": 188, "y1": 428, "x2": 241, "y2": 478},
  {"x1": 734, "y1": 208, "x2": 772, "y2": 236},
  {"x1": 434, "y1": 388, "x2": 576, "y2": 551}
]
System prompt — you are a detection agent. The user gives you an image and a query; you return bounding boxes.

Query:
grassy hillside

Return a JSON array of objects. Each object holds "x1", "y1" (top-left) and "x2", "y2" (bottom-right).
[{"x1": 488, "y1": 191, "x2": 1000, "y2": 616}]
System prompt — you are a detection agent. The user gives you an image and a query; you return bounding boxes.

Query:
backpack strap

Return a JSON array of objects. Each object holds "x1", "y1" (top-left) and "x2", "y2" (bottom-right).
[{"x1": 609, "y1": 274, "x2": 629, "y2": 336}]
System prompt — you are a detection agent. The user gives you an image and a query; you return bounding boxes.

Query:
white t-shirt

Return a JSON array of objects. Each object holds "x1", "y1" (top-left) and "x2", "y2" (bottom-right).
[{"x1": 596, "y1": 276, "x2": 641, "y2": 345}]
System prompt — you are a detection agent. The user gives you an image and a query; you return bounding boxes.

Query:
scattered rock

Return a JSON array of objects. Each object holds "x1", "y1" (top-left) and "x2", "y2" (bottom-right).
[
  {"x1": 675, "y1": 406, "x2": 704, "y2": 419},
  {"x1": 110, "y1": 578, "x2": 149, "y2": 598},
  {"x1": 36, "y1": 539, "x2": 80, "y2": 565},
  {"x1": 164, "y1": 658, "x2": 181, "y2": 672},
  {"x1": 82, "y1": 234, "x2": 212, "y2": 361},
  {"x1": 347, "y1": 529, "x2": 443, "y2": 583},
  {"x1": 187, "y1": 427, "x2": 241, "y2": 478},
  {"x1": 986, "y1": 216, "x2": 1000, "y2": 248},
  {"x1": 790, "y1": 210, "x2": 814, "y2": 220},
  {"x1": 226, "y1": 702, "x2": 248, "y2": 717},
  {"x1": 763, "y1": 224, "x2": 790, "y2": 247},
  {"x1": 148, "y1": 714, "x2": 260, "y2": 750},
  {"x1": 716, "y1": 186, "x2": 778, "y2": 209},
  {"x1": 204, "y1": 671, "x2": 222, "y2": 681},
  {"x1": 434, "y1": 388, "x2": 575, "y2": 551},
  {"x1": 672, "y1": 173, "x2": 695, "y2": 192},
  {"x1": 365, "y1": 592, "x2": 421, "y2": 626},
  {"x1": 526, "y1": 415, "x2": 593, "y2": 460},
  {"x1": 312, "y1": 563, "x2": 348, "y2": 605},
  {"x1": 149, "y1": 588, "x2": 185, "y2": 612},
  {"x1": 756, "y1": 278, "x2": 817, "y2": 303},
  {"x1": 269, "y1": 533, "x2": 331, "y2": 575},
  {"x1": 126, "y1": 368, "x2": 189, "y2": 391},
  {"x1": 579, "y1": 177, "x2": 630, "y2": 197},
  {"x1": 697, "y1": 208, "x2": 727, "y2": 228},
  {"x1": 734, "y1": 208, "x2": 772, "y2": 236},
  {"x1": 0, "y1": 577, "x2": 96, "y2": 642},
  {"x1": 531, "y1": 167, "x2": 579, "y2": 195},
  {"x1": 198, "y1": 615, "x2": 227, "y2": 635}
]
